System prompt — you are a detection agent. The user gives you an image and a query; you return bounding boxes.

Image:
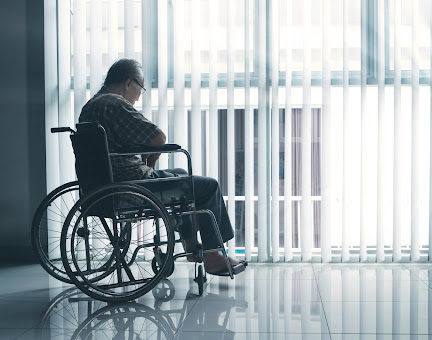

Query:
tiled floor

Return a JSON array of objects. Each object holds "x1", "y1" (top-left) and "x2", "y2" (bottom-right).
[{"x1": 0, "y1": 262, "x2": 431, "y2": 339}]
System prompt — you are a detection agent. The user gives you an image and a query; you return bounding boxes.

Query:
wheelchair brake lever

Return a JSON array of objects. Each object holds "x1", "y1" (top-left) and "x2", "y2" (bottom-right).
[{"x1": 51, "y1": 127, "x2": 75, "y2": 134}]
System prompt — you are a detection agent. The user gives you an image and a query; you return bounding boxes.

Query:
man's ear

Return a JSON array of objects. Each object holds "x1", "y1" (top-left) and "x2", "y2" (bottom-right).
[{"x1": 125, "y1": 78, "x2": 133, "y2": 89}]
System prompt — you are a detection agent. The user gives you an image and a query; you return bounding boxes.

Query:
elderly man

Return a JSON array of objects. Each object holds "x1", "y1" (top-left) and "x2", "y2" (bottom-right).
[{"x1": 79, "y1": 58, "x2": 245, "y2": 275}]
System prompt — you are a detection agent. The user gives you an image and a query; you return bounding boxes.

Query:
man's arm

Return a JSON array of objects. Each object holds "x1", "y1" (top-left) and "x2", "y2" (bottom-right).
[
  {"x1": 148, "y1": 131, "x2": 166, "y2": 146},
  {"x1": 143, "y1": 131, "x2": 166, "y2": 168}
]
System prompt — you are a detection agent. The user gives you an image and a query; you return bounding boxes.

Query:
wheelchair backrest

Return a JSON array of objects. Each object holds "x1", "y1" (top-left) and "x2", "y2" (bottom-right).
[{"x1": 70, "y1": 122, "x2": 113, "y2": 196}]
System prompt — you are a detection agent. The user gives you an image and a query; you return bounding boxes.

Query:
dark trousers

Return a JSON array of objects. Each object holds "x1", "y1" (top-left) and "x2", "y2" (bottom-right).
[{"x1": 149, "y1": 168, "x2": 234, "y2": 250}]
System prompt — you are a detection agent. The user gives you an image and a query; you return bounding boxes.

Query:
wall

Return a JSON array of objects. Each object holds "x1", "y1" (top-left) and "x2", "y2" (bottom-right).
[{"x1": 0, "y1": 0, "x2": 46, "y2": 262}]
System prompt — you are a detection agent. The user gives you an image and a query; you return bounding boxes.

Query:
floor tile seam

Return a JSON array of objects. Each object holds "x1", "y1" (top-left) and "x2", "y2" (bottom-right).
[
  {"x1": 396, "y1": 266, "x2": 432, "y2": 290},
  {"x1": 319, "y1": 299, "x2": 431, "y2": 302},
  {"x1": 12, "y1": 328, "x2": 34, "y2": 340},
  {"x1": 22, "y1": 325, "x2": 170, "y2": 332},
  {"x1": 0, "y1": 298, "x2": 205, "y2": 305},
  {"x1": 401, "y1": 263, "x2": 431, "y2": 282},
  {"x1": 311, "y1": 264, "x2": 333, "y2": 340},
  {"x1": 13, "y1": 326, "x2": 87, "y2": 331},
  {"x1": 171, "y1": 275, "x2": 214, "y2": 337},
  {"x1": 329, "y1": 332, "x2": 432, "y2": 335},
  {"x1": 418, "y1": 278, "x2": 432, "y2": 290},
  {"x1": 0, "y1": 326, "x2": 38, "y2": 330},
  {"x1": 177, "y1": 330, "x2": 337, "y2": 334}
]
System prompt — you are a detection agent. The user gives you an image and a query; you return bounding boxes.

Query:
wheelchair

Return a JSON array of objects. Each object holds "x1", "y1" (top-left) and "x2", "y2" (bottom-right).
[{"x1": 32, "y1": 122, "x2": 246, "y2": 302}]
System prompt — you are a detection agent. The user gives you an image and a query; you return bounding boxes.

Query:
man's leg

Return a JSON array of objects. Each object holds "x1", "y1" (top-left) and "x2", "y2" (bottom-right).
[
  {"x1": 192, "y1": 176, "x2": 234, "y2": 250},
  {"x1": 150, "y1": 169, "x2": 234, "y2": 249},
  {"x1": 190, "y1": 176, "x2": 244, "y2": 273},
  {"x1": 149, "y1": 168, "x2": 195, "y2": 241},
  {"x1": 149, "y1": 170, "x2": 241, "y2": 272}
]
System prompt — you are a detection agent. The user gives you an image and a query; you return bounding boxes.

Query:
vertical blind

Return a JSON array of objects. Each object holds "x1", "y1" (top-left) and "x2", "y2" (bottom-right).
[{"x1": 45, "y1": 0, "x2": 432, "y2": 262}]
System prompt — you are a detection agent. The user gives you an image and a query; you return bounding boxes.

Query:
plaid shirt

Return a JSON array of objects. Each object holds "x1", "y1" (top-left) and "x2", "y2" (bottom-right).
[{"x1": 79, "y1": 87, "x2": 162, "y2": 181}]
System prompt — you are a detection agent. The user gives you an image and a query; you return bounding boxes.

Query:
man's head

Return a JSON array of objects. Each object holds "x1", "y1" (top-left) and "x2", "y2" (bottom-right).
[{"x1": 103, "y1": 59, "x2": 145, "y2": 106}]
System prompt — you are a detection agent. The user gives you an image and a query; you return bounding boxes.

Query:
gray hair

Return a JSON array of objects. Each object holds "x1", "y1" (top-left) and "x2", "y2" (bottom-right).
[{"x1": 103, "y1": 58, "x2": 143, "y2": 87}]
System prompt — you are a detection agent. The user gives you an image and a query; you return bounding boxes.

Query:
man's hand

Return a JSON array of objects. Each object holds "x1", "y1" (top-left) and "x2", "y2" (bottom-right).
[{"x1": 146, "y1": 153, "x2": 161, "y2": 168}]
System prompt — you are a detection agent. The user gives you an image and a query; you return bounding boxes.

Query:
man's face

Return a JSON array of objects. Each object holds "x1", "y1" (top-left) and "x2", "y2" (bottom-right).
[{"x1": 123, "y1": 77, "x2": 145, "y2": 106}]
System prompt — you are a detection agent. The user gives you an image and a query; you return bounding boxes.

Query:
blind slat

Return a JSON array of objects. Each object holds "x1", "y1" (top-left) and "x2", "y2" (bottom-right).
[
  {"x1": 58, "y1": 0, "x2": 75, "y2": 259},
  {"x1": 90, "y1": 0, "x2": 102, "y2": 97},
  {"x1": 227, "y1": 0, "x2": 236, "y2": 256},
  {"x1": 108, "y1": 0, "x2": 118, "y2": 64},
  {"x1": 142, "y1": 0, "x2": 153, "y2": 120},
  {"x1": 411, "y1": 0, "x2": 420, "y2": 262},
  {"x1": 157, "y1": 0, "x2": 168, "y2": 170},
  {"x1": 124, "y1": 0, "x2": 134, "y2": 58},
  {"x1": 173, "y1": 0, "x2": 187, "y2": 170},
  {"x1": 257, "y1": 0, "x2": 268, "y2": 262},
  {"x1": 208, "y1": 0, "x2": 218, "y2": 181},
  {"x1": 58, "y1": 0, "x2": 74, "y2": 186},
  {"x1": 73, "y1": 0, "x2": 86, "y2": 124},
  {"x1": 190, "y1": 0, "x2": 202, "y2": 175},
  {"x1": 301, "y1": 0, "x2": 312, "y2": 261},
  {"x1": 271, "y1": 0, "x2": 280, "y2": 262},
  {"x1": 393, "y1": 0, "x2": 402, "y2": 262},
  {"x1": 244, "y1": 0, "x2": 254, "y2": 262},
  {"x1": 284, "y1": 0, "x2": 293, "y2": 262},
  {"x1": 360, "y1": 0, "x2": 368, "y2": 262},
  {"x1": 429, "y1": 0, "x2": 432, "y2": 261},
  {"x1": 342, "y1": 0, "x2": 350, "y2": 262},
  {"x1": 321, "y1": 0, "x2": 332, "y2": 262},
  {"x1": 377, "y1": 0, "x2": 386, "y2": 262}
]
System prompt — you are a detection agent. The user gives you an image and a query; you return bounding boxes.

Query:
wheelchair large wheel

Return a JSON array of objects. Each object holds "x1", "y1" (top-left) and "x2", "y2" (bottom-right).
[
  {"x1": 31, "y1": 181, "x2": 79, "y2": 283},
  {"x1": 71, "y1": 302, "x2": 174, "y2": 340},
  {"x1": 61, "y1": 184, "x2": 175, "y2": 303},
  {"x1": 31, "y1": 181, "x2": 127, "y2": 284}
]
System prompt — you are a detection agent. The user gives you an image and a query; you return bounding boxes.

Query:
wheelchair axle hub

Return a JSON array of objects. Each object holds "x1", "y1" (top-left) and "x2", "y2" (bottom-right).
[
  {"x1": 77, "y1": 227, "x2": 89, "y2": 238},
  {"x1": 117, "y1": 239, "x2": 127, "y2": 249}
]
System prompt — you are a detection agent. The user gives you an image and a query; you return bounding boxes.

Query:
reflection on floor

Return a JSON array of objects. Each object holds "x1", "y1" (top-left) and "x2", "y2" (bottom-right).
[{"x1": 0, "y1": 263, "x2": 431, "y2": 339}]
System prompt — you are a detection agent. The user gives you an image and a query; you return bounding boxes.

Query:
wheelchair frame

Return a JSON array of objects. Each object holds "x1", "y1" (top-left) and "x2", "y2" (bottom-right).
[{"x1": 34, "y1": 124, "x2": 245, "y2": 302}]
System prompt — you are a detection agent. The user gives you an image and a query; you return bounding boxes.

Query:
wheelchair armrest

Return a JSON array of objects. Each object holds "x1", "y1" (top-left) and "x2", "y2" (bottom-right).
[
  {"x1": 116, "y1": 144, "x2": 181, "y2": 154},
  {"x1": 109, "y1": 144, "x2": 193, "y2": 176}
]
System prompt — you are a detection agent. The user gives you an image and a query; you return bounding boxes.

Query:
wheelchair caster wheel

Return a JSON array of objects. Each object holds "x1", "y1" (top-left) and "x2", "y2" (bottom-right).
[
  {"x1": 194, "y1": 265, "x2": 205, "y2": 296},
  {"x1": 151, "y1": 254, "x2": 174, "y2": 277}
]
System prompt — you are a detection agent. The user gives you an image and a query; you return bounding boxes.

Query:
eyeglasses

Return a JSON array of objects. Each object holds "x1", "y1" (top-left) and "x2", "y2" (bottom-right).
[{"x1": 133, "y1": 79, "x2": 146, "y2": 94}]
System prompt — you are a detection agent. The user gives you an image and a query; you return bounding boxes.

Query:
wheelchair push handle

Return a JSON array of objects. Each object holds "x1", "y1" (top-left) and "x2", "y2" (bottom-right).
[{"x1": 51, "y1": 127, "x2": 75, "y2": 134}]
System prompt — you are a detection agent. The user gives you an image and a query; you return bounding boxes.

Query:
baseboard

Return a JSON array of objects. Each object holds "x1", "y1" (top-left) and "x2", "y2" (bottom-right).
[{"x1": 0, "y1": 246, "x2": 38, "y2": 264}]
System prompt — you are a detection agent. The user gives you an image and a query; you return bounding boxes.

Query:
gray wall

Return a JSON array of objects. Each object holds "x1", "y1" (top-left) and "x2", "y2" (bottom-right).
[{"x1": 0, "y1": 0, "x2": 46, "y2": 262}]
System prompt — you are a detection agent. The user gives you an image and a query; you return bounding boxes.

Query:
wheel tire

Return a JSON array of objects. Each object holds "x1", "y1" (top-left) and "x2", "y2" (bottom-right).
[
  {"x1": 197, "y1": 265, "x2": 204, "y2": 296},
  {"x1": 31, "y1": 181, "x2": 80, "y2": 283}
]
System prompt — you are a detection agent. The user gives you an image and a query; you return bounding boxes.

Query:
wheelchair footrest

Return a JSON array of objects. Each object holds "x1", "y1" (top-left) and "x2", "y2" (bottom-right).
[{"x1": 232, "y1": 263, "x2": 246, "y2": 275}]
